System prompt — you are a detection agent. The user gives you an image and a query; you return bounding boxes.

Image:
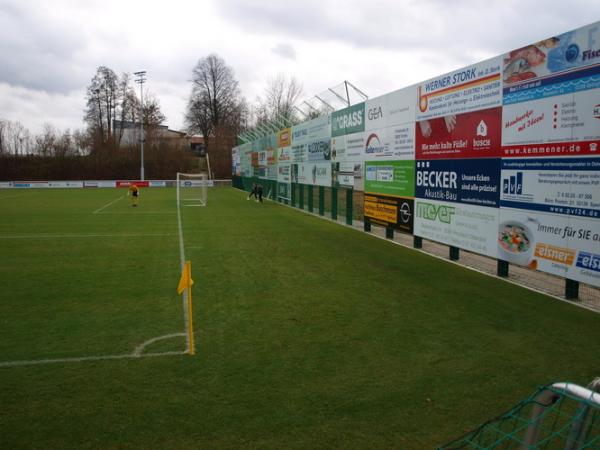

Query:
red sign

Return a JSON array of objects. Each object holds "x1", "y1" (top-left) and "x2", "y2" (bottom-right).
[
  {"x1": 116, "y1": 181, "x2": 149, "y2": 188},
  {"x1": 416, "y1": 107, "x2": 502, "y2": 159}
]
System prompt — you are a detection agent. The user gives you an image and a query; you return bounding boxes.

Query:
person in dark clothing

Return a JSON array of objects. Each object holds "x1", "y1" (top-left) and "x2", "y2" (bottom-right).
[
  {"x1": 247, "y1": 183, "x2": 257, "y2": 200},
  {"x1": 257, "y1": 184, "x2": 263, "y2": 203}
]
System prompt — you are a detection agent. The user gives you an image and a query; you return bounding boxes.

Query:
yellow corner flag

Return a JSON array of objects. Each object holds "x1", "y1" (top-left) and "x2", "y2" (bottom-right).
[
  {"x1": 177, "y1": 261, "x2": 194, "y2": 294},
  {"x1": 177, "y1": 260, "x2": 196, "y2": 356}
]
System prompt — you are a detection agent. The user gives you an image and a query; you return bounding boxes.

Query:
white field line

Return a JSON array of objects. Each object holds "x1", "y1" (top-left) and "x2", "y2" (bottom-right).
[
  {"x1": 0, "y1": 334, "x2": 187, "y2": 368},
  {"x1": 94, "y1": 212, "x2": 173, "y2": 215},
  {"x1": 133, "y1": 332, "x2": 186, "y2": 356},
  {"x1": 93, "y1": 195, "x2": 125, "y2": 214},
  {"x1": 0, "y1": 233, "x2": 172, "y2": 239}
]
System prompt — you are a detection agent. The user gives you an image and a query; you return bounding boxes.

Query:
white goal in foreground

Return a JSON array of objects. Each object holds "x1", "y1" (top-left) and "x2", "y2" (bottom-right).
[{"x1": 177, "y1": 172, "x2": 212, "y2": 207}]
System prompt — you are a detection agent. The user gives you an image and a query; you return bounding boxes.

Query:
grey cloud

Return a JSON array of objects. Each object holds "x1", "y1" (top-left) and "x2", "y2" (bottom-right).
[
  {"x1": 271, "y1": 43, "x2": 296, "y2": 60},
  {"x1": 216, "y1": 0, "x2": 600, "y2": 62},
  {"x1": 0, "y1": 3, "x2": 90, "y2": 93}
]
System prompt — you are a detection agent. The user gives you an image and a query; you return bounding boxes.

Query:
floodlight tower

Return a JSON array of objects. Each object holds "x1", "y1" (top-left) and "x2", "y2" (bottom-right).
[{"x1": 134, "y1": 71, "x2": 147, "y2": 180}]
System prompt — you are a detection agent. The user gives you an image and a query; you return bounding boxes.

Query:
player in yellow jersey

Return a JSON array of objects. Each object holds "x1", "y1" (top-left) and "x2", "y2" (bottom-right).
[{"x1": 128, "y1": 183, "x2": 139, "y2": 207}]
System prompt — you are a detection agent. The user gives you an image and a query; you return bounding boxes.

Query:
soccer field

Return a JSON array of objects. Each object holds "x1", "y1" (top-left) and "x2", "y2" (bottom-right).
[{"x1": 1, "y1": 186, "x2": 599, "y2": 449}]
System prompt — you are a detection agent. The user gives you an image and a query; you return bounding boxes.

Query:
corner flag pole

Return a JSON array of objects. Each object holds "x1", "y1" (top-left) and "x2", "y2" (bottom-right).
[{"x1": 177, "y1": 260, "x2": 195, "y2": 355}]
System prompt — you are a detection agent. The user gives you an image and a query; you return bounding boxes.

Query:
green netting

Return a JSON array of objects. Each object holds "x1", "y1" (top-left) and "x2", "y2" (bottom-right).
[{"x1": 439, "y1": 382, "x2": 600, "y2": 449}]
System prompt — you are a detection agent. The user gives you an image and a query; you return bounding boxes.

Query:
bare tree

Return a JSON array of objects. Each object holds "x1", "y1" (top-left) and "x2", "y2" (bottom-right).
[
  {"x1": 84, "y1": 67, "x2": 166, "y2": 151},
  {"x1": 114, "y1": 72, "x2": 137, "y2": 146},
  {"x1": 185, "y1": 54, "x2": 245, "y2": 144},
  {"x1": 85, "y1": 66, "x2": 119, "y2": 144},
  {"x1": 254, "y1": 73, "x2": 303, "y2": 127},
  {"x1": 0, "y1": 120, "x2": 31, "y2": 155},
  {"x1": 0, "y1": 119, "x2": 7, "y2": 154}
]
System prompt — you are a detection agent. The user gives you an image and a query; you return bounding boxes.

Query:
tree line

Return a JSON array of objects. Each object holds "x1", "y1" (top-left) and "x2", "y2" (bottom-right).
[{"x1": 1, "y1": 53, "x2": 306, "y2": 180}]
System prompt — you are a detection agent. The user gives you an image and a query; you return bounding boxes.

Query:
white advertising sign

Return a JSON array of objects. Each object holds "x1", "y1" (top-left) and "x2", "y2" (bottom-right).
[
  {"x1": 386, "y1": 85, "x2": 417, "y2": 126},
  {"x1": 498, "y1": 208, "x2": 600, "y2": 287},
  {"x1": 363, "y1": 123, "x2": 415, "y2": 162},
  {"x1": 502, "y1": 90, "x2": 600, "y2": 149},
  {"x1": 500, "y1": 157, "x2": 600, "y2": 219},
  {"x1": 278, "y1": 146, "x2": 292, "y2": 162},
  {"x1": 292, "y1": 115, "x2": 330, "y2": 145},
  {"x1": 365, "y1": 95, "x2": 388, "y2": 131},
  {"x1": 331, "y1": 132, "x2": 364, "y2": 163},
  {"x1": 278, "y1": 163, "x2": 291, "y2": 183},
  {"x1": 417, "y1": 56, "x2": 503, "y2": 120},
  {"x1": 296, "y1": 162, "x2": 332, "y2": 187},
  {"x1": 414, "y1": 199, "x2": 499, "y2": 257},
  {"x1": 291, "y1": 143, "x2": 307, "y2": 163}
]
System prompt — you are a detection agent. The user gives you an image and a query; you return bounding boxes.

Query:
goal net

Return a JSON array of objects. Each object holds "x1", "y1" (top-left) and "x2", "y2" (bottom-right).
[{"x1": 177, "y1": 172, "x2": 210, "y2": 207}]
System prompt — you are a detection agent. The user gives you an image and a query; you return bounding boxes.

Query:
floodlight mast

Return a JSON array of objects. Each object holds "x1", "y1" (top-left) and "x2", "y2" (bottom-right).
[{"x1": 134, "y1": 71, "x2": 146, "y2": 180}]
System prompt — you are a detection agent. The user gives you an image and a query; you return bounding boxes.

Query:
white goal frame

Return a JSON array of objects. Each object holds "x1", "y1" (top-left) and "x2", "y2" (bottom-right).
[{"x1": 177, "y1": 172, "x2": 210, "y2": 207}]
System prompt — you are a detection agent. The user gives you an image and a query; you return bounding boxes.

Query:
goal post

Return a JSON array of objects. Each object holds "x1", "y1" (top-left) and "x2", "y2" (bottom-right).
[{"x1": 177, "y1": 172, "x2": 210, "y2": 207}]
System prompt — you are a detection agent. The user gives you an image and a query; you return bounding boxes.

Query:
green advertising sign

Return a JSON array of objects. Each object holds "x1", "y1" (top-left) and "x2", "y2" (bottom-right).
[
  {"x1": 364, "y1": 160, "x2": 415, "y2": 197},
  {"x1": 331, "y1": 102, "x2": 365, "y2": 137}
]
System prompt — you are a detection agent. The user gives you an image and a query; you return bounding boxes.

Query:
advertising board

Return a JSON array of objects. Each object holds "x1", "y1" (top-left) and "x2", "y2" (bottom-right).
[
  {"x1": 364, "y1": 194, "x2": 414, "y2": 234},
  {"x1": 416, "y1": 107, "x2": 502, "y2": 159},
  {"x1": 116, "y1": 181, "x2": 150, "y2": 188},
  {"x1": 292, "y1": 115, "x2": 330, "y2": 144},
  {"x1": 363, "y1": 123, "x2": 415, "y2": 161},
  {"x1": 331, "y1": 103, "x2": 365, "y2": 137},
  {"x1": 296, "y1": 162, "x2": 332, "y2": 187},
  {"x1": 364, "y1": 160, "x2": 415, "y2": 197},
  {"x1": 386, "y1": 85, "x2": 417, "y2": 126},
  {"x1": 365, "y1": 95, "x2": 387, "y2": 131},
  {"x1": 502, "y1": 22, "x2": 600, "y2": 105},
  {"x1": 417, "y1": 57, "x2": 503, "y2": 120},
  {"x1": 500, "y1": 157, "x2": 600, "y2": 218},
  {"x1": 415, "y1": 159, "x2": 500, "y2": 207},
  {"x1": 278, "y1": 145, "x2": 293, "y2": 162},
  {"x1": 414, "y1": 199, "x2": 499, "y2": 257},
  {"x1": 278, "y1": 128, "x2": 292, "y2": 148},
  {"x1": 498, "y1": 208, "x2": 600, "y2": 287}
]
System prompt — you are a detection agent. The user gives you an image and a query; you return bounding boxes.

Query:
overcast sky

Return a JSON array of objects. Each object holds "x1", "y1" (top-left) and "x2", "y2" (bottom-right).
[{"x1": 1, "y1": 0, "x2": 599, "y2": 134}]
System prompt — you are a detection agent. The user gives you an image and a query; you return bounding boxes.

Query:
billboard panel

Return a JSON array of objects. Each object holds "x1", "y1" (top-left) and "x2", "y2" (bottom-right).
[
  {"x1": 417, "y1": 57, "x2": 503, "y2": 120},
  {"x1": 502, "y1": 90, "x2": 600, "y2": 157},
  {"x1": 278, "y1": 128, "x2": 292, "y2": 148},
  {"x1": 364, "y1": 195, "x2": 414, "y2": 234},
  {"x1": 364, "y1": 160, "x2": 415, "y2": 197},
  {"x1": 278, "y1": 145, "x2": 293, "y2": 162},
  {"x1": 331, "y1": 103, "x2": 366, "y2": 137},
  {"x1": 498, "y1": 208, "x2": 600, "y2": 287},
  {"x1": 503, "y1": 22, "x2": 600, "y2": 104},
  {"x1": 500, "y1": 157, "x2": 600, "y2": 218},
  {"x1": 416, "y1": 159, "x2": 501, "y2": 207},
  {"x1": 386, "y1": 85, "x2": 417, "y2": 126},
  {"x1": 416, "y1": 107, "x2": 502, "y2": 159},
  {"x1": 296, "y1": 162, "x2": 332, "y2": 187},
  {"x1": 363, "y1": 123, "x2": 415, "y2": 161},
  {"x1": 277, "y1": 163, "x2": 291, "y2": 183},
  {"x1": 414, "y1": 199, "x2": 499, "y2": 257},
  {"x1": 365, "y1": 95, "x2": 387, "y2": 131}
]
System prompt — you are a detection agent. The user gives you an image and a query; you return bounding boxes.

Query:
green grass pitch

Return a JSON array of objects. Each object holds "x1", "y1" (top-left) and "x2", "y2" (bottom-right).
[{"x1": 1, "y1": 187, "x2": 599, "y2": 449}]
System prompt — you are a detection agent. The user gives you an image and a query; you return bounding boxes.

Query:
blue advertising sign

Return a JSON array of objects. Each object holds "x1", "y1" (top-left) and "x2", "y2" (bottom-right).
[{"x1": 416, "y1": 158, "x2": 500, "y2": 207}]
